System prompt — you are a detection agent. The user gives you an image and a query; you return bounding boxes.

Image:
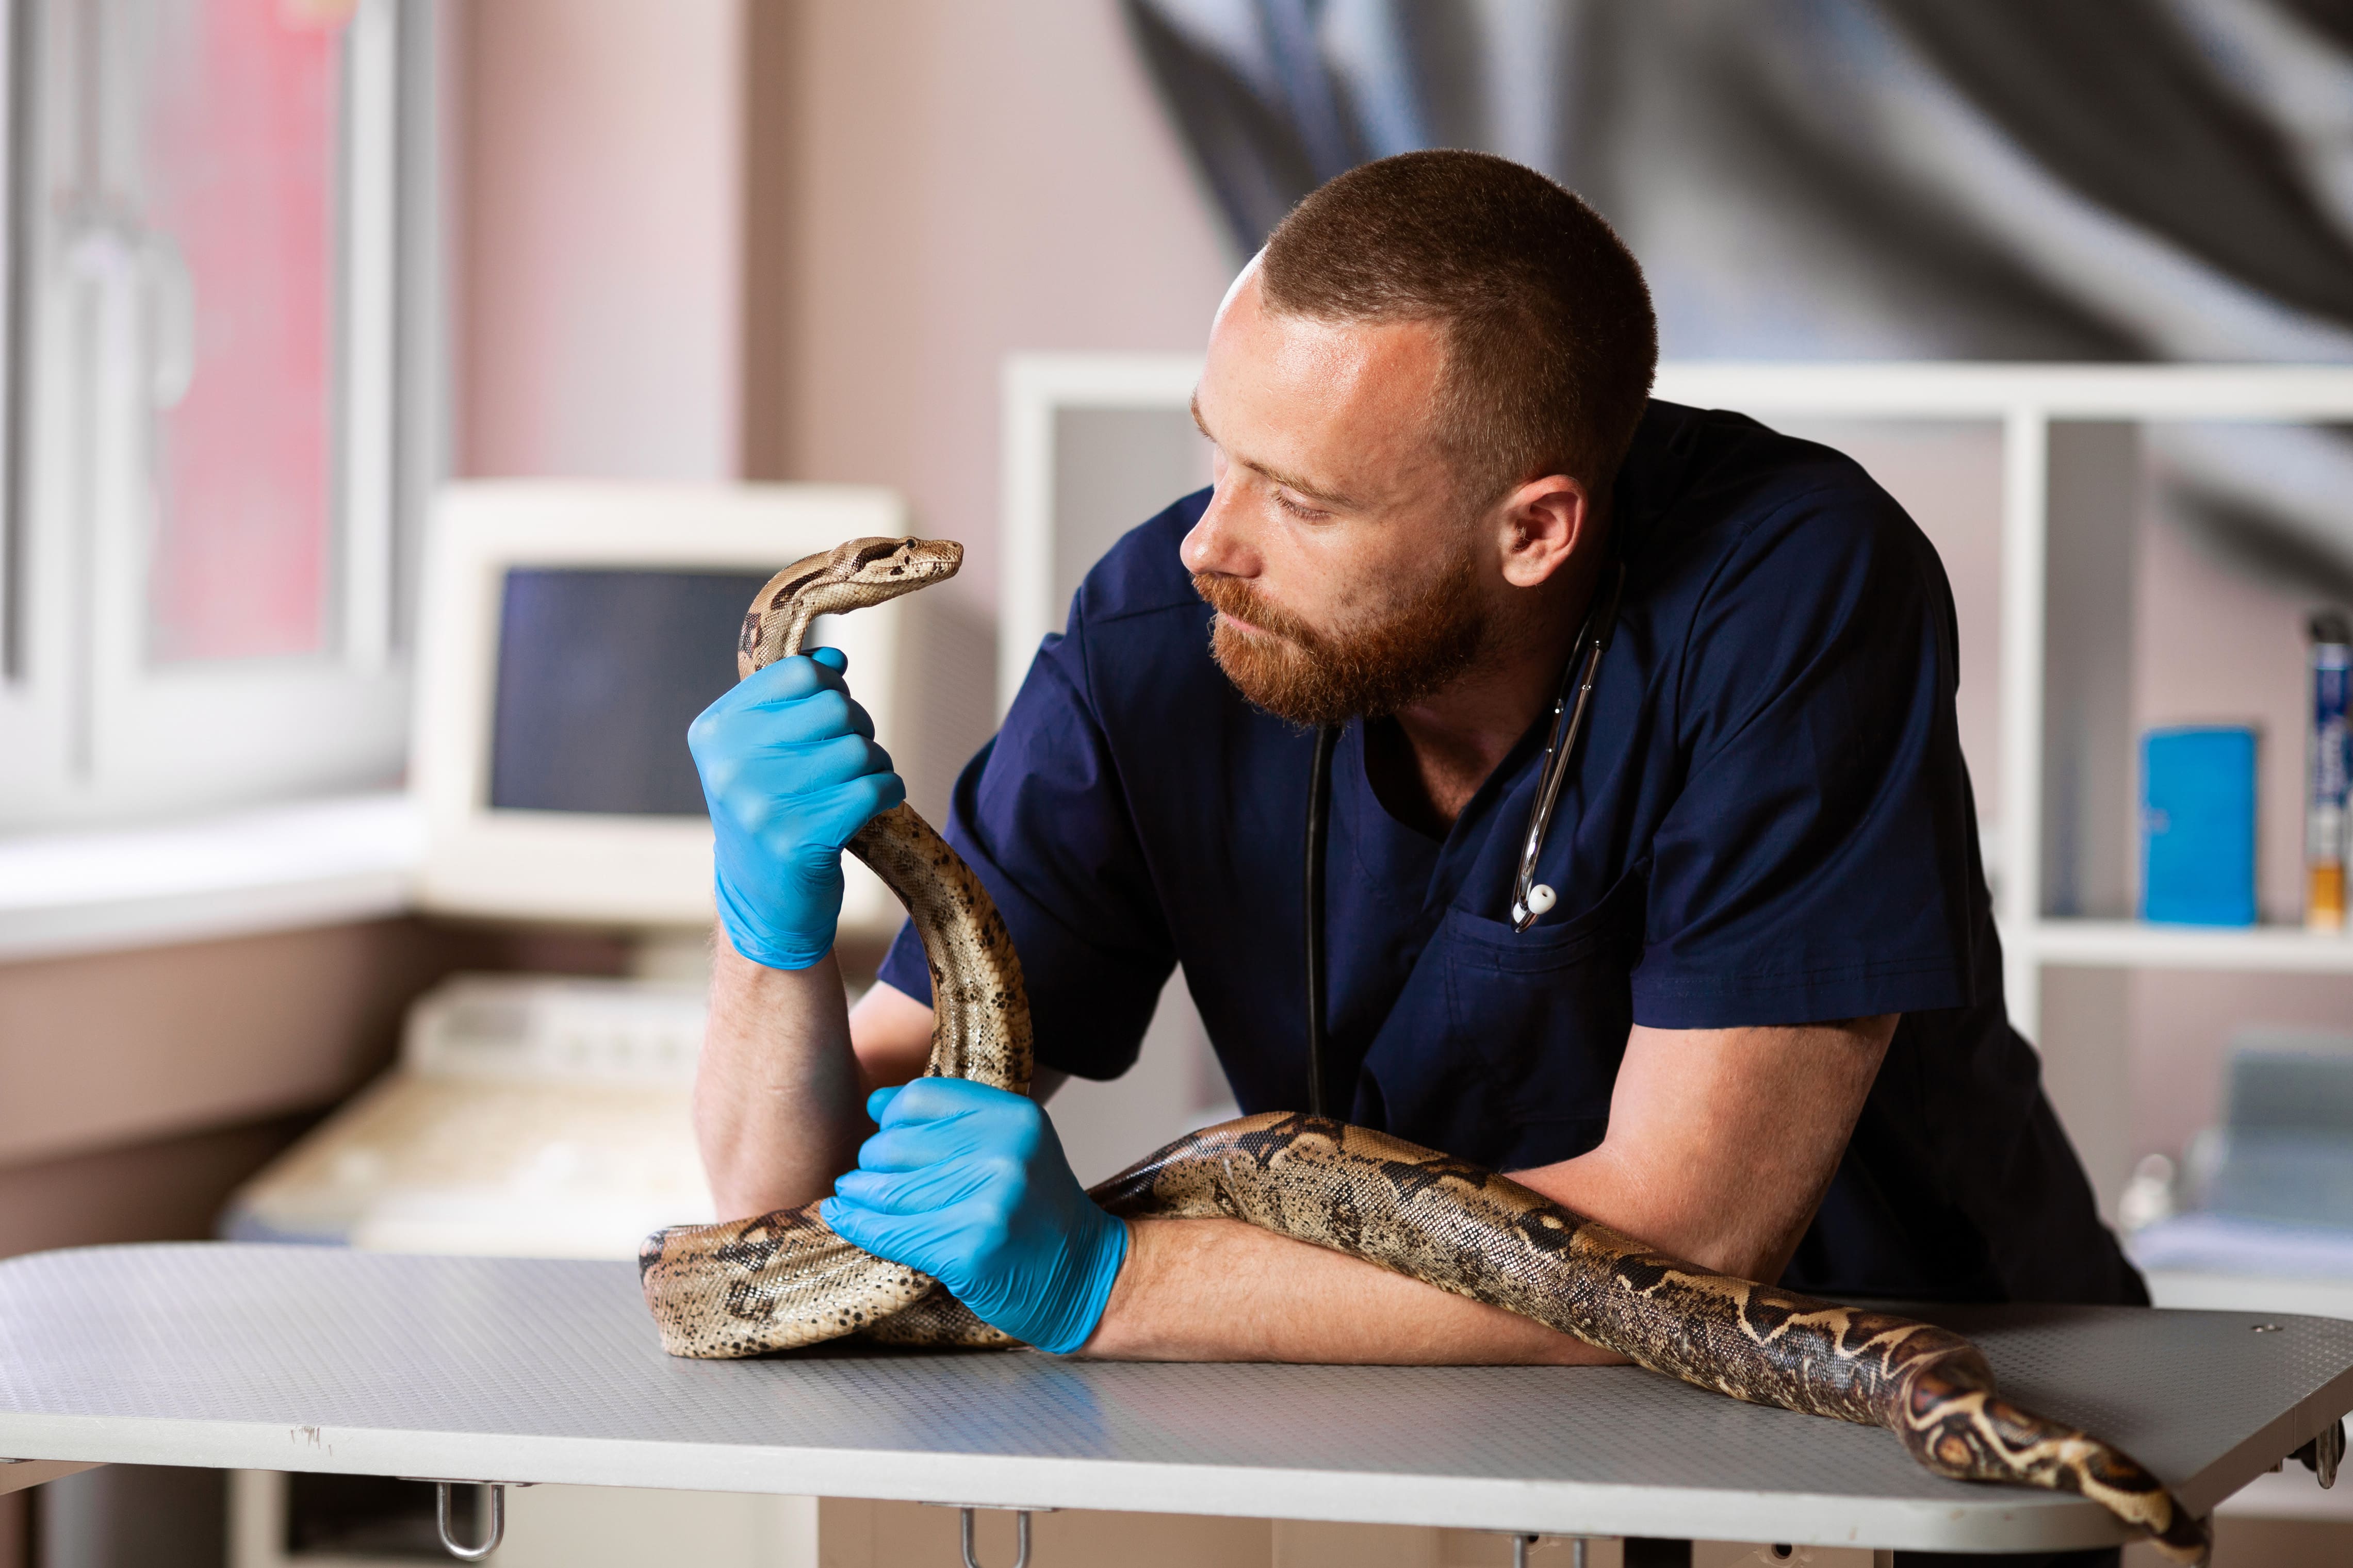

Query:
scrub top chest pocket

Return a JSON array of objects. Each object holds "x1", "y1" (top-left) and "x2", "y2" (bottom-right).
[{"x1": 1360, "y1": 871, "x2": 1645, "y2": 1174}]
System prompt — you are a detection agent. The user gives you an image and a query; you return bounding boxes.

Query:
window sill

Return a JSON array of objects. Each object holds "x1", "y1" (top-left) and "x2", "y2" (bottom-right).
[{"x1": 0, "y1": 794, "x2": 423, "y2": 964}]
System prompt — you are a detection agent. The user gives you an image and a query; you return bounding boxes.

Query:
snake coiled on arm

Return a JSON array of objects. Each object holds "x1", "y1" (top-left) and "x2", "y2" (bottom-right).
[{"x1": 639, "y1": 534, "x2": 2211, "y2": 1564}]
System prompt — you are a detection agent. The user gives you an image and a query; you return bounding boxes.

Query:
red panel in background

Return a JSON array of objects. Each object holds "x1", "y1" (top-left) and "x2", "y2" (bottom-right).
[{"x1": 142, "y1": 0, "x2": 340, "y2": 664}]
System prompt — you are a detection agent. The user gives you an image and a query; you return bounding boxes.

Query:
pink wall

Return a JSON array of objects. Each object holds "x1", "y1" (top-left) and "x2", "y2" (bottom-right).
[
  {"x1": 773, "y1": 1, "x2": 1235, "y2": 604},
  {"x1": 456, "y1": 0, "x2": 1236, "y2": 607},
  {"x1": 458, "y1": 0, "x2": 744, "y2": 480}
]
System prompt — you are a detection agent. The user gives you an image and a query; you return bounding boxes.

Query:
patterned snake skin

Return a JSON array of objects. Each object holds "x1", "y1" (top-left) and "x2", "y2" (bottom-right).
[{"x1": 639, "y1": 535, "x2": 2210, "y2": 1563}]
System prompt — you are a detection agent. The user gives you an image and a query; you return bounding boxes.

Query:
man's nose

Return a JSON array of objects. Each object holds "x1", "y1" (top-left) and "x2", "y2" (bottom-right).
[{"x1": 1179, "y1": 482, "x2": 1252, "y2": 578}]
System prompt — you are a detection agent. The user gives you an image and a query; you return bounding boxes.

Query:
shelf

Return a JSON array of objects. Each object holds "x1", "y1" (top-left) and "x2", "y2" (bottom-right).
[
  {"x1": 1651, "y1": 361, "x2": 2353, "y2": 420},
  {"x1": 2028, "y1": 919, "x2": 2353, "y2": 973},
  {"x1": 0, "y1": 792, "x2": 420, "y2": 963}
]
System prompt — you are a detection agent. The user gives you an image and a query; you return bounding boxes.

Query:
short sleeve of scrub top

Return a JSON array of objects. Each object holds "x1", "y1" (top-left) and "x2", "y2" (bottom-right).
[{"x1": 1621, "y1": 445, "x2": 1984, "y2": 1028}]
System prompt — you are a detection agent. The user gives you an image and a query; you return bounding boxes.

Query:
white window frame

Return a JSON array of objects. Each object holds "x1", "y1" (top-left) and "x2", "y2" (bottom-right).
[{"x1": 0, "y1": 0, "x2": 438, "y2": 833}]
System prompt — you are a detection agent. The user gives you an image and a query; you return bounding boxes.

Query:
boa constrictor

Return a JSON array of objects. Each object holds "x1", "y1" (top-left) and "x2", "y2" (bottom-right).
[{"x1": 639, "y1": 534, "x2": 2212, "y2": 1564}]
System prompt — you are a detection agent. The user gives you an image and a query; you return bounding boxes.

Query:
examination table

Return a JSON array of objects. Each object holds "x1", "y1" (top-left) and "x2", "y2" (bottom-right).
[{"x1": 0, "y1": 1244, "x2": 2344, "y2": 1562}]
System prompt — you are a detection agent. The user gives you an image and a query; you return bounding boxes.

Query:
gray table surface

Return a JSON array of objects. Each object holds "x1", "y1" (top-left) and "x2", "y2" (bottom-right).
[{"x1": 0, "y1": 1244, "x2": 2345, "y2": 1554}]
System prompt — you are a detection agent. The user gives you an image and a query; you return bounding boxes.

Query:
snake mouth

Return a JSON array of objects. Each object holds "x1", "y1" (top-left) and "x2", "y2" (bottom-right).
[
  {"x1": 853, "y1": 537, "x2": 964, "y2": 582},
  {"x1": 902, "y1": 541, "x2": 965, "y2": 580}
]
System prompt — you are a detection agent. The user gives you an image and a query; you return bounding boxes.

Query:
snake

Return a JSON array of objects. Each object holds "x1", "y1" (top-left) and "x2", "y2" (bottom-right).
[{"x1": 639, "y1": 533, "x2": 2213, "y2": 1564}]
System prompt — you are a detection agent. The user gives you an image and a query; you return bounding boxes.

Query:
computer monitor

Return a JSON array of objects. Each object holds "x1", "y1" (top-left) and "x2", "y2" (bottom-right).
[{"x1": 411, "y1": 481, "x2": 991, "y2": 939}]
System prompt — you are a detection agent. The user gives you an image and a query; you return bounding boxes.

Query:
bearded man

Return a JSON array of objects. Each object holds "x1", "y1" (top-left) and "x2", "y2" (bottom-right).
[{"x1": 689, "y1": 152, "x2": 2140, "y2": 1561}]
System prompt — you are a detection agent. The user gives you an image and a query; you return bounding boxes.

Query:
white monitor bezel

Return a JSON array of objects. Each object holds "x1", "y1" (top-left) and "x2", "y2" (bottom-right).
[{"x1": 411, "y1": 480, "x2": 914, "y2": 932}]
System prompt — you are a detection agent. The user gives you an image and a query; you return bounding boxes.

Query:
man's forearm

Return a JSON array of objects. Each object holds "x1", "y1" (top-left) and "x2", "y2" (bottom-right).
[
  {"x1": 693, "y1": 928, "x2": 871, "y2": 1218},
  {"x1": 1069, "y1": 1018, "x2": 1894, "y2": 1364},
  {"x1": 1078, "y1": 1216, "x2": 1620, "y2": 1365}
]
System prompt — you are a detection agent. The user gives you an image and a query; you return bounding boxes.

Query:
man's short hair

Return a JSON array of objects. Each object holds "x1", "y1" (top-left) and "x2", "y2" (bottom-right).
[{"x1": 1260, "y1": 150, "x2": 1658, "y2": 506}]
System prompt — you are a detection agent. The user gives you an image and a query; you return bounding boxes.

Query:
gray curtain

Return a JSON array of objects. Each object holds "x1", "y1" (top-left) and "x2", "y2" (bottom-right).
[{"x1": 1124, "y1": 0, "x2": 2353, "y2": 587}]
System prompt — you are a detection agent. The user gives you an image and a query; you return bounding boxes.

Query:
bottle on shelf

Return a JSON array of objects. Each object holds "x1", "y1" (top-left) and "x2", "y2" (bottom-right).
[{"x1": 2307, "y1": 610, "x2": 2351, "y2": 933}]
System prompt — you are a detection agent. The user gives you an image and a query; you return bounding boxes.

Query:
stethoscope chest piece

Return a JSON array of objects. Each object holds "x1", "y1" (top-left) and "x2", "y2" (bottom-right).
[{"x1": 1506, "y1": 562, "x2": 1625, "y2": 934}]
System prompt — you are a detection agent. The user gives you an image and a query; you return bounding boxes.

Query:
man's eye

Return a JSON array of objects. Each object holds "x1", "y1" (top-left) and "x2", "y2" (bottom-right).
[{"x1": 1276, "y1": 493, "x2": 1325, "y2": 520}]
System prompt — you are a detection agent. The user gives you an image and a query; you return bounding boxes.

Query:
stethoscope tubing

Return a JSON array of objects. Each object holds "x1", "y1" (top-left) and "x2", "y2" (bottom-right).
[
  {"x1": 1510, "y1": 560, "x2": 1626, "y2": 931},
  {"x1": 1302, "y1": 722, "x2": 1342, "y2": 1118}
]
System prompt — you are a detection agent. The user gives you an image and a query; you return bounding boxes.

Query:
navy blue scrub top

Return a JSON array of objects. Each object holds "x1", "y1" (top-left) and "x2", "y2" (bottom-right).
[{"x1": 879, "y1": 400, "x2": 2145, "y2": 1308}]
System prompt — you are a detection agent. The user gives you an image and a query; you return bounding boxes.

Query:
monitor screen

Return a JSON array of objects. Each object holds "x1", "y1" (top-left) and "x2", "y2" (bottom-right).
[{"x1": 487, "y1": 568, "x2": 771, "y2": 815}]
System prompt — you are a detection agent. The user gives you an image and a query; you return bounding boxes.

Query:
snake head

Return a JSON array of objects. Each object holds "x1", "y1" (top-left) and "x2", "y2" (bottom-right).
[
  {"x1": 741, "y1": 535, "x2": 965, "y2": 673},
  {"x1": 825, "y1": 535, "x2": 965, "y2": 598}
]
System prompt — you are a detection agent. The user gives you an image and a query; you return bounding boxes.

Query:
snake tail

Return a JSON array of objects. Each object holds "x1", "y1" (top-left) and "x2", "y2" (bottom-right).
[
  {"x1": 1083, "y1": 1113, "x2": 2208, "y2": 1564},
  {"x1": 1892, "y1": 1368, "x2": 2206, "y2": 1561}
]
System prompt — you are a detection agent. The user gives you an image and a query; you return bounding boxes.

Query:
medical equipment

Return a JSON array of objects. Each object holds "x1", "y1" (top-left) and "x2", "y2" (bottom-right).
[
  {"x1": 1300, "y1": 561, "x2": 1625, "y2": 1116},
  {"x1": 412, "y1": 481, "x2": 989, "y2": 943},
  {"x1": 220, "y1": 973, "x2": 712, "y2": 1257}
]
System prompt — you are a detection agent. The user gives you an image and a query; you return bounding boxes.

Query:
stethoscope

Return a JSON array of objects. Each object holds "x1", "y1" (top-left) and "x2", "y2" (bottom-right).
[{"x1": 1300, "y1": 560, "x2": 1627, "y2": 1117}]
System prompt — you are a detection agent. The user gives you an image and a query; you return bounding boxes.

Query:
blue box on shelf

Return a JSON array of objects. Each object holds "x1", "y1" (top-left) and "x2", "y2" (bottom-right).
[{"x1": 2142, "y1": 725, "x2": 2258, "y2": 926}]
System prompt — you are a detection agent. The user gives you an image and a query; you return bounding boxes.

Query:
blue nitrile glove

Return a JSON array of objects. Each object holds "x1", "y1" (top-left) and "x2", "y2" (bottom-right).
[
  {"x1": 689, "y1": 647, "x2": 905, "y2": 970},
  {"x1": 821, "y1": 1078, "x2": 1130, "y2": 1354}
]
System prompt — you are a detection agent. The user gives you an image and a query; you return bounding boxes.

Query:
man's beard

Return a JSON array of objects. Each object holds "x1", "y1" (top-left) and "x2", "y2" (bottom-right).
[{"x1": 1194, "y1": 549, "x2": 1488, "y2": 728}]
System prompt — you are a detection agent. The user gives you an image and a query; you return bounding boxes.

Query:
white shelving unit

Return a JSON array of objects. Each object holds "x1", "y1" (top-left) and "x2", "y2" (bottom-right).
[
  {"x1": 1000, "y1": 353, "x2": 1211, "y2": 709},
  {"x1": 1648, "y1": 365, "x2": 2353, "y2": 1007},
  {"x1": 1002, "y1": 355, "x2": 2353, "y2": 1203},
  {"x1": 2031, "y1": 920, "x2": 2353, "y2": 973}
]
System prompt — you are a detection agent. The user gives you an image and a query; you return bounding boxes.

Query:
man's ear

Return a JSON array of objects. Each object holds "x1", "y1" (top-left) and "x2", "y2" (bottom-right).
[{"x1": 1495, "y1": 475, "x2": 1590, "y2": 588}]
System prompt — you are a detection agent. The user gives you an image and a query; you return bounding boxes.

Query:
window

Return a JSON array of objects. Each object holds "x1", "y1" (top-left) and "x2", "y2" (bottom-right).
[{"x1": 0, "y1": 0, "x2": 438, "y2": 831}]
